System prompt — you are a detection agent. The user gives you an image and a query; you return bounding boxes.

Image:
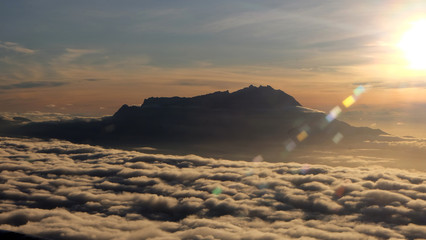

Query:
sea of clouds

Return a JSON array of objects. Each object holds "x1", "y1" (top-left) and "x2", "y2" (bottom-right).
[{"x1": 0, "y1": 137, "x2": 425, "y2": 240}]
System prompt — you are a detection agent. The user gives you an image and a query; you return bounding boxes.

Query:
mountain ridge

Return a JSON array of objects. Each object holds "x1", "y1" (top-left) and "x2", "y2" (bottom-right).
[
  {"x1": 141, "y1": 85, "x2": 300, "y2": 108},
  {"x1": 114, "y1": 85, "x2": 301, "y2": 118}
]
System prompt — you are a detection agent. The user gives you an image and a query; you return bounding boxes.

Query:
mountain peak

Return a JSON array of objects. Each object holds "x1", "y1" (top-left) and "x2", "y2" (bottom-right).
[{"x1": 248, "y1": 84, "x2": 272, "y2": 89}]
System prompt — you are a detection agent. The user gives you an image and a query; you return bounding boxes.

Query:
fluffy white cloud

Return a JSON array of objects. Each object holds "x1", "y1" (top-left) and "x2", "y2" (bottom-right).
[{"x1": 0, "y1": 137, "x2": 425, "y2": 240}]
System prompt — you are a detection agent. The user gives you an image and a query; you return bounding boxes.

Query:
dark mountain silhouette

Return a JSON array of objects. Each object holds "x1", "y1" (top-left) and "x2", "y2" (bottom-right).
[
  {"x1": 140, "y1": 85, "x2": 300, "y2": 110},
  {"x1": 0, "y1": 85, "x2": 386, "y2": 159},
  {"x1": 0, "y1": 230, "x2": 49, "y2": 240}
]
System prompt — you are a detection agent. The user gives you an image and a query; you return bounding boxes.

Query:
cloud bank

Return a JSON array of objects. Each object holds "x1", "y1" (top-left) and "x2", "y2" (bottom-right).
[
  {"x1": 0, "y1": 137, "x2": 425, "y2": 239},
  {"x1": 0, "y1": 112, "x2": 99, "y2": 123}
]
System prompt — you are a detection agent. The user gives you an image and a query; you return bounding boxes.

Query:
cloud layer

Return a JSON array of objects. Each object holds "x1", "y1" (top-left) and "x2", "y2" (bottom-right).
[
  {"x1": 0, "y1": 112, "x2": 98, "y2": 123},
  {"x1": 0, "y1": 137, "x2": 425, "y2": 239}
]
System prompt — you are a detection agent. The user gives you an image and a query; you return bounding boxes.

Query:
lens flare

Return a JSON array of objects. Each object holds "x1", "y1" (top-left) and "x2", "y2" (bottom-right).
[
  {"x1": 279, "y1": 86, "x2": 365, "y2": 157},
  {"x1": 212, "y1": 187, "x2": 222, "y2": 195},
  {"x1": 296, "y1": 130, "x2": 309, "y2": 142},
  {"x1": 342, "y1": 96, "x2": 356, "y2": 108},
  {"x1": 332, "y1": 132, "x2": 344, "y2": 144},
  {"x1": 353, "y1": 85, "x2": 365, "y2": 97},
  {"x1": 300, "y1": 164, "x2": 310, "y2": 175},
  {"x1": 326, "y1": 106, "x2": 342, "y2": 122},
  {"x1": 285, "y1": 140, "x2": 296, "y2": 152},
  {"x1": 252, "y1": 155, "x2": 264, "y2": 162}
]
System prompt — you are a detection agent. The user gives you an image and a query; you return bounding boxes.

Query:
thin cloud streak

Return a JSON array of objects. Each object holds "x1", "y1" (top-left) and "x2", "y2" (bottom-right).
[
  {"x1": 0, "y1": 41, "x2": 35, "y2": 54},
  {"x1": 201, "y1": 6, "x2": 360, "y2": 35},
  {"x1": 0, "y1": 81, "x2": 67, "y2": 90},
  {"x1": 56, "y1": 48, "x2": 103, "y2": 63}
]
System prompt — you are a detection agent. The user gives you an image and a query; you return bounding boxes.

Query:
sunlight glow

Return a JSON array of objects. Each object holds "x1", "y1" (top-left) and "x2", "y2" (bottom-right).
[{"x1": 398, "y1": 19, "x2": 426, "y2": 69}]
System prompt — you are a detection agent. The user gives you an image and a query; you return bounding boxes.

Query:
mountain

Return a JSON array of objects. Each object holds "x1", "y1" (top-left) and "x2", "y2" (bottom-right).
[
  {"x1": 113, "y1": 85, "x2": 301, "y2": 120},
  {"x1": 0, "y1": 85, "x2": 386, "y2": 159},
  {"x1": 0, "y1": 230, "x2": 49, "y2": 240}
]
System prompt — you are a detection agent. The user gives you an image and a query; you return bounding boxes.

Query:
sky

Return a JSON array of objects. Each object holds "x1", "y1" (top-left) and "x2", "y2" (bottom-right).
[{"x1": 1, "y1": 0, "x2": 426, "y2": 137}]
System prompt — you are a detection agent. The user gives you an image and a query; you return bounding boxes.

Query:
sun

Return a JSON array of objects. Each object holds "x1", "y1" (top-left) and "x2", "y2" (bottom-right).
[{"x1": 398, "y1": 19, "x2": 426, "y2": 69}]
